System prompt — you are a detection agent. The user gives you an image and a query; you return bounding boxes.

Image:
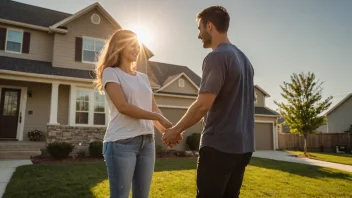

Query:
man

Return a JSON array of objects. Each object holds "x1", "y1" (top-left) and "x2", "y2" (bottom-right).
[{"x1": 162, "y1": 5, "x2": 255, "y2": 198}]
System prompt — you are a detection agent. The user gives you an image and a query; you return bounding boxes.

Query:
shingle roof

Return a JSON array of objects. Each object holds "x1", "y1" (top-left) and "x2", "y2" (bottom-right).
[
  {"x1": 148, "y1": 61, "x2": 201, "y2": 87},
  {"x1": 0, "y1": 56, "x2": 94, "y2": 79},
  {"x1": 255, "y1": 107, "x2": 279, "y2": 116},
  {"x1": 0, "y1": 0, "x2": 71, "y2": 27},
  {"x1": 0, "y1": 56, "x2": 201, "y2": 86}
]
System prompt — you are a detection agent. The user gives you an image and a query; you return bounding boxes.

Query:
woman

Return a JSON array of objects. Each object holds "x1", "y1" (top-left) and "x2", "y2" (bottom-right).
[{"x1": 94, "y1": 29, "x2": 172, "y2": 198}]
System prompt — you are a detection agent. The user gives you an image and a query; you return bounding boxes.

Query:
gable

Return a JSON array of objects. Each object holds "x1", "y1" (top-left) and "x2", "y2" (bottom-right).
[
  {"x1": 327, "y1": 94, "x2": 352, "y2": 116},
  {"x1": 50, "y1": 3, "x2": 120, "y2": 30},
  {"x1": 52, "y1": 8, "x2": 118, "y2": 70},
  {"x1": 160, "y1": 75, "x2": 199, "y2": 95}
]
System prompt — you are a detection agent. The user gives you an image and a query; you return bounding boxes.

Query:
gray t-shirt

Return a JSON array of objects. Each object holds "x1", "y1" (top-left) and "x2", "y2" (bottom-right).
[{"x1": 199, "y1": 43, "x2": 255, "y2": 154}]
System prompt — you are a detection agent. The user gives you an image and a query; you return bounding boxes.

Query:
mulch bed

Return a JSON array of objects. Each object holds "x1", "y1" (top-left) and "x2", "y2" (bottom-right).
[{"x1": 31, "y1": 154, "x2": 198, "y2": 165}]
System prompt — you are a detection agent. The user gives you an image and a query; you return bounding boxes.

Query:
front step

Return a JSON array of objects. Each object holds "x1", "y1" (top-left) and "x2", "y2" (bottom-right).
[
  {"x1": 0, "y1": 151, "x2": 42, "y2": 159},
  {"x1": 0, "y1": 142, "x2": 46, "y2": 151},
  {"x1": 0, "y1": 141, "x2": 45, "y2": 159}
]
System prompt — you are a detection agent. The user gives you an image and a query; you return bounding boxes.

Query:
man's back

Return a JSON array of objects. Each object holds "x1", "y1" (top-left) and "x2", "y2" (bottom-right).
[{"x1": 199, "y1": 43, "x2": 255, "y2": 154}]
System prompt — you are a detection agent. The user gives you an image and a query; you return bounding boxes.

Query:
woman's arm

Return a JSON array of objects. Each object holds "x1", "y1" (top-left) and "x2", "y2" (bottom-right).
[
  {"x1": 152, "y1": 95, "x2": 171, "y2": 134},
  {"x1": 105, "y1": 82, "x2": 172, "y2": 128}
]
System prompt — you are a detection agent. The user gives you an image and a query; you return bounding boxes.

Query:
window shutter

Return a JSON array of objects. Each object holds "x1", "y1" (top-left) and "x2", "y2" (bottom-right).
[
  {"x1": 0, "y1": 28, "x2": 6, "y2": 51},
  {"x1": 75, "y1": 37, "x2": 83, "y2": 61},
  {"x1": 22, "y1": 32, "x2": 31, "y2": 53}
]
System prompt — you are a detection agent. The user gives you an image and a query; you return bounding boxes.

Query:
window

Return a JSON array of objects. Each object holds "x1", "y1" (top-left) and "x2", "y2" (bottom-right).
[
  {"x1": 178, "y1": 79, "x2": 185, "y2": 88},
  {"x1": 75, "y1": 89, "x2": 106, "y2": 126},
  {"x1": 6, "y1": 30, "x2": 23, "y2": 53},
  {"x1": 94, "y1": 92, "x2": 105, "y2": 125},
  {"x1": 76, "y1": 90, "x2": 89, "y2": 124},
  {"x1": 82, "y1": 38, "x2": 104, "y2": 63},
  {"x1": 254, "y1": 92, "x2": 258, "y2": 104}
]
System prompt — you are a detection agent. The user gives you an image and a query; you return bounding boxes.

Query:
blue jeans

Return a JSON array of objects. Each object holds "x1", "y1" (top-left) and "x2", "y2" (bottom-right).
[{"x1": 103, "y1": 134, "x2": 155, "y2": 198}]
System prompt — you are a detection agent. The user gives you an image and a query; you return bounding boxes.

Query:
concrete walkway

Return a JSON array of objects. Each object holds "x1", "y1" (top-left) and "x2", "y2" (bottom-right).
[
  {"x1": 0, "y1": 160, "x2": 32, "y2": 198},
  {"x1": 253, "y1": 151, "x2": 352, "y2": 173}
]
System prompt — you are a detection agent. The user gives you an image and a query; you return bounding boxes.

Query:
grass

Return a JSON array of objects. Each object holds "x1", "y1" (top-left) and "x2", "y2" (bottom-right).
[
  {"x1": 286, "y1": 150, "x2": 352, "y2": 165},
  {"x1": 3, "y1": 157, "x2": 352, "y2": 198}
]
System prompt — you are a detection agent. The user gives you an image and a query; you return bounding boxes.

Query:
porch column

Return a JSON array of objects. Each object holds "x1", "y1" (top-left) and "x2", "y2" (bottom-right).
[{"x1": 48, "y1": 82, "x2": 60, "y2": 125}]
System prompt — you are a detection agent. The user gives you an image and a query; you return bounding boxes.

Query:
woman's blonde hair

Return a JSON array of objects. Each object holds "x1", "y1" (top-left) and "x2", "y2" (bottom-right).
[{"x1": 94, "y1": 29, "x2": 139, "y2": 93}]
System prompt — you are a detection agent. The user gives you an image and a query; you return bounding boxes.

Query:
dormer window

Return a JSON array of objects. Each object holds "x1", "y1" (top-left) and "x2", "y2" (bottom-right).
[
  {"x1": 178, "y1": 79, "x2": 185, "y2": 87},
  {"x1": 6, "y1": 29, "x2": 23, "y2": 53}
]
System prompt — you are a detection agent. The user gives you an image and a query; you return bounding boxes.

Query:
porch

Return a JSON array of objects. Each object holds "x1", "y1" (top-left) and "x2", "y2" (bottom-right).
[{"x1": 0, "y1": 75, "x2": 108, "y2": 157}]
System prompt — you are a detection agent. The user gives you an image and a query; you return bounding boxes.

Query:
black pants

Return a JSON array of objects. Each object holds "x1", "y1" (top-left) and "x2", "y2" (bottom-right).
[{"x1": 196, "y1": 147, "x2": 252, "y2": 198}]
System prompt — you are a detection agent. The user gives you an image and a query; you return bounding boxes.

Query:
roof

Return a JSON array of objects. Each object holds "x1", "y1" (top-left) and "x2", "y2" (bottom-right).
[
  {"x1": 0, "y1": 56, "x2": 200, "y2": 86},
  {"x1": 147, "y1": 61, "x2": 201, "y2": 89},
  {"x1": 0, "y1": 0, "x2": 71, "y2": 27},
  {"x1": 255, "y1": 107, "x2": 280, "y2": 116},
  {"x1": 255, "y1": 85, "x2": 270, "y2": 97},
  {"x1": 0, "y1": 56, "x2": 94, "y2": 79},
  {"x1": 325, "y1": 93, "x2": 352, "y2": 116},
  {"x1": 49, "y1": 2, "x2": 121, "y2": 30}
]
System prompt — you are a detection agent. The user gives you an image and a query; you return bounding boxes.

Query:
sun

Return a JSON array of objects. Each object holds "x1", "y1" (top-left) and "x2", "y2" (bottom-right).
[{"x1": 128, "y1": 25, "x2": 153, "y2": 46}]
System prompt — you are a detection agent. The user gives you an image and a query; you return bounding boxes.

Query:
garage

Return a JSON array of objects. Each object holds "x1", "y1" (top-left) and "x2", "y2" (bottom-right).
[{"x1": 255, "y1": 122, "x2": 274, "y2": 150}]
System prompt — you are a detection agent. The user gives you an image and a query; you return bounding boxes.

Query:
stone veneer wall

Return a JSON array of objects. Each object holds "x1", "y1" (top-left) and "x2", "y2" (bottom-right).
[{"x1": 47, "y1": 125, "x2": 106, "y2": 154}]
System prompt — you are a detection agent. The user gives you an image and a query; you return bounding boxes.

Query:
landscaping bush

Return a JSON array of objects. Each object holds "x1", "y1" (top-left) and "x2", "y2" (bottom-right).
[
  {"x1": 89, "y1": 141, "x2": 103, "y2": 158},
  {"x1": 77, "y1": 150, "x2": 86, "y2": 158},
  {"x1": 186, "y1": 133, "x2": 201, "y2": 151},
  {"x1": 46, "y1": 142, "x2": 74, "y2": 159},
  {"x1": 156, "y1": 144, "x2": 166, "y2": 158}
]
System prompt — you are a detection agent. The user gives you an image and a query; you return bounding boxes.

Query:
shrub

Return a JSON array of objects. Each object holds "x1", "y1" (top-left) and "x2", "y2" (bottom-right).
[
  {"x1": 46, "y1": 142, "x2": 74, "y2": 159},
  {"x1": 156, "y1": 144, "x2": 166, "y2": 158},
  {"x1": 186, "y1": 133, "x2": 201, "y2": 151},
  {"x1": 77, "y1": 150, "x2": 86, "y2": 158},
  {"x1": 28, "y1": 129, "x2": 44, "y2": 141},
  {"x1": 89, "y1": 141, "x2": 103, "y2": 158}
]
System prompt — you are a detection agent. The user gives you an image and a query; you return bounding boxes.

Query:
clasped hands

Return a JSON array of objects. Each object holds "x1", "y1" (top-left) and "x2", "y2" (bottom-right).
[{"x1": 156, "y1": 114, "x2": 184, "y2": 148}]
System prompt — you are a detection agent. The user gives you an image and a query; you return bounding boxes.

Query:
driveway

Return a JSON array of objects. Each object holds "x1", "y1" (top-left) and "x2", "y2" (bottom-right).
[
  {"x1": 253, "y1": 151, "x2": 352, "y2": 173},
  {"x1": 0, "y1": 160, "x2": 32, "y2": 198}
]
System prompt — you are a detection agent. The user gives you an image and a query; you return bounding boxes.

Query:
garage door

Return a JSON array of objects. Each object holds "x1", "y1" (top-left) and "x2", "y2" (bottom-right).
[{"x1": 255, "y1": 123, "x2": 273, "y2": 150}]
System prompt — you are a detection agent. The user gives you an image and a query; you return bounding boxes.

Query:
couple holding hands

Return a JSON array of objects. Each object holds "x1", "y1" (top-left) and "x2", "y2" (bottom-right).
[{"x1": 94, "y1": 5, "x2": 255, "y2": 198}]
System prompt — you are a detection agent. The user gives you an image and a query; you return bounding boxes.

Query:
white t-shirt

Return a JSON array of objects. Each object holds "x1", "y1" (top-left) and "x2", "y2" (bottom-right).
[{"x1": 102, "y1": 67, "x2": 154, "y2": 142}]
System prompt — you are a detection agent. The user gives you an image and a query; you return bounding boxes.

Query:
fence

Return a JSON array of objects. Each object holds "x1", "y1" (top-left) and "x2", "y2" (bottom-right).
[{"x1": 278, "y1": 132, "x2": 352, "y2": 152}]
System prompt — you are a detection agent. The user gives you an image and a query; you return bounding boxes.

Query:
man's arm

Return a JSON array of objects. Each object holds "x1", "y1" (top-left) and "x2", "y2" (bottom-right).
[{"x1": 173, "y1": 93, "x2": 216, "y2": 133}]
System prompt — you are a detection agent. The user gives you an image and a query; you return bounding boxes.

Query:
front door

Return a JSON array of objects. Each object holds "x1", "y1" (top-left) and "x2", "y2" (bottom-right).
[{"x1": 0, "y1": 88, "x2": 21, "y2": 139}]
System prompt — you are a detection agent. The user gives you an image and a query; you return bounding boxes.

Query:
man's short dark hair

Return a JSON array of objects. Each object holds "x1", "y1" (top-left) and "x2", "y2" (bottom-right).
[{"x1": 196, "y1": 6, "x2": 230, "y2": 33}]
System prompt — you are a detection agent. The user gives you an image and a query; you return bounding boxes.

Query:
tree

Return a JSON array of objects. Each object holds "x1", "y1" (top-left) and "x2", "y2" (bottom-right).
[{"x1": 274, "y1": 72, "x2": 333, "y2": 156}]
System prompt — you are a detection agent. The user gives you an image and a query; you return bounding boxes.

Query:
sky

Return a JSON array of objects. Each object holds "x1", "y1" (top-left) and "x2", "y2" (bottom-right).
[{"x1": 15, "y1": 0, "x2": 352, "y2": 111}]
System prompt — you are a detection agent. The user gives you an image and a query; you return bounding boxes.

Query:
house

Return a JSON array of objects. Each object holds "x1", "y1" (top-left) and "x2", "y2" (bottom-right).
[
  {"x1": 0, "y1": 1, "x2": 279, "y2": 159},
  {"x1": 317, "y1": 93, "x2": 352, "y2": 133}
]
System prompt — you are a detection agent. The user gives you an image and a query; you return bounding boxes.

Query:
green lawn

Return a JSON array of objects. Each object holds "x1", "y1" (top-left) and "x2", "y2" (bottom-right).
[
  {"x1": 286, "y1": 150, "x2": 352, "y2": 165},
  {"x1": 4, "y1": 157, "x2": 352, "y2": 198}
]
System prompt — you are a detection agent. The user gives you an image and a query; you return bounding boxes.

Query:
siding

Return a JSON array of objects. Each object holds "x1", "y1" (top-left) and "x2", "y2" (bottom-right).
[
  {"x1": 155, "y1": 95, "x2": 195, "y2": 107},
  {"x1": 0, "y1": 24, "x2": 53, "y2": 62},
  {"x1": 58, "y1": 84, "x2": 69, "y2": 125},
  {"x1": 255, "y1": 87, "x2": 265, "y2": 107},
  {"x1": 52, "y1": 8, "x2": 117, "y2": 70},
  {"x1": 325, "y1": 97, "x2": 352, "y2": 133}
]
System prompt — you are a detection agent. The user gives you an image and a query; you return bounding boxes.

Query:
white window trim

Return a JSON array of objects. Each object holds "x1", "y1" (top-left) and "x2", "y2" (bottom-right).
[
  {"x1": 81, "y1": 36, "x2": 105, "y2": 64},
  {"x1": 5, "y1": 28, "x2": 23, "y2": 54},
  {"x1": 178, "y1": 78, "x2": 185, "y2": 88},
  {"x1": 71, "y1": 86, "x2": 108, "y2": 127}
]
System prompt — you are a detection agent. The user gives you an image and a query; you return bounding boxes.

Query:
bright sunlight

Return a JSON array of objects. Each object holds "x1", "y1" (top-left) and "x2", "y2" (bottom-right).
[{"x1": 128, "y1": 25, "x2": 153, "y2": 46}]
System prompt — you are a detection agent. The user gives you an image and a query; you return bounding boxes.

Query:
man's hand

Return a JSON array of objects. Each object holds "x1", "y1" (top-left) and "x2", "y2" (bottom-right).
[{"x1": 162, "y1": 127, "x2": 183, "y2": 148}]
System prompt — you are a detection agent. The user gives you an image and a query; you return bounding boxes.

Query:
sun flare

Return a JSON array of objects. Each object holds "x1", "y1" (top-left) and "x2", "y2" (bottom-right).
[{"x1": 128, "y1": 25, "x2": 153, "y2": 46}]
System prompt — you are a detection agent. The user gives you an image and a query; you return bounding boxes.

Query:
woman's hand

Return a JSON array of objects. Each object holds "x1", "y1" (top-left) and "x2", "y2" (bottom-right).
[{"x1": 157, "y1": 114, "x2": 173, "y2": 129}]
